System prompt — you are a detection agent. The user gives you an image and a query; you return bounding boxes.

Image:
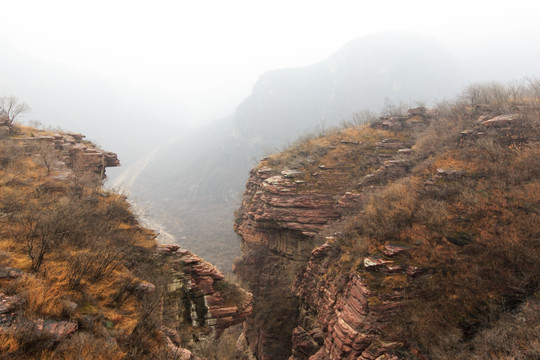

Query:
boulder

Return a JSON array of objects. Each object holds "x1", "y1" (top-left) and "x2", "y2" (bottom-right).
[
  {"x1": 0, "y1": 267, "x2": 25, "y2": 279},
  {"x1": 40, "y1": 319, "x2": 78, "y2": 341},
  {"x1": 364, "y1": 256, "x2": 394, "y2": 269},
  {"x1": 481, "y1": 114, "x2": 520, "y2": 127},
  {"x1": 134, "y1": 281, "x2": 156, "y2": 293},
  {"x1": 381, "y1": 244, "x2": 410, "y2": 257},
  {"x1": 281, "y1": 169, "x2": 304, "y2": 178},
  {"x1": 0, "y1": 294, "x2": 21, "y2": 315}
]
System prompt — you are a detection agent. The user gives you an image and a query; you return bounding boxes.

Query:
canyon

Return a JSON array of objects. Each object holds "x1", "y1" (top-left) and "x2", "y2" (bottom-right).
[{"x1": 1, "y1": 80, "x2": 539, "y2": 359}]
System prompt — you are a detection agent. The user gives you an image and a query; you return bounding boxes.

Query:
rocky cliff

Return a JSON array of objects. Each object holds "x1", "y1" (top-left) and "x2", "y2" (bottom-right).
[
  {"x1": 234, "y1": 82, "x2": 540, "y2": 359},
  {"x1": 159, "y1": 244, "x2": 252, "y2": 335},
  {"x1": 0, "y1": 123, "x2": 251, "y2": 359}
]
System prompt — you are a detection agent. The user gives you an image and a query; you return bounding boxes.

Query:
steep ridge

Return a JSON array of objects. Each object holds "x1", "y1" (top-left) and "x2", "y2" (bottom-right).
[
  {"x1": 0, "y1": 120, "x2": 251, "y2": 359},
  {"x1": 130, "y1": 32, "x2": 461, "y2": 271},
  {"x1": 234, "y1": 108, "x2": 431, "y2": 359},
  {"x1": 234, "y1": 82, "x2": 540, "y2": 359}
]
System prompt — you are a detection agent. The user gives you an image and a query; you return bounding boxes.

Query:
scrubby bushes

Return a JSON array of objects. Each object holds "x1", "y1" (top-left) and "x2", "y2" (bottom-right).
[
  {"x1": 0, "y1": 130, "x2": 183, "y2": 359},
  {"x1": 291, "y1": 79, "x2": 540, "y2": 359},
  {"x1": 362, "y1": 180, "x2": 418, "y2": 240},
  {"x1": 370, "y1": 81, "x2": 540, "y2": 357}
]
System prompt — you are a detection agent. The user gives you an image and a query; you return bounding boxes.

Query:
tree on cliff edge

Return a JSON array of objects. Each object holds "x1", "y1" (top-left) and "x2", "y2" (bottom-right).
[{"x1": 0, "y1": 96, "x2": 31, "y2": 126}]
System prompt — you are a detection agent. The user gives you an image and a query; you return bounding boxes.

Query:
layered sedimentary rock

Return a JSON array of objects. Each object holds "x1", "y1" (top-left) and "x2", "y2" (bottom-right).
[
  {"x1": 293, "y1": 241, "x2": 425, "y2": 360},
  {"x1": 233, "y1": 110, "x2": 432, "y2": 359},
  {"x1": 9, "y1": 131, "x2": 120, "y2": 180},
  {"x1": 0, "y1": 127, "x2": 250, "y2": 358},
  {"x1": 235, "y1": 166, "x2": 364, "y2": 257},
  {"x1": 235, "y1": 102, "x2": 540, "y2": 360},
  {"x1": 159, "y1": 244, "x2": 252, "y2": 335}
]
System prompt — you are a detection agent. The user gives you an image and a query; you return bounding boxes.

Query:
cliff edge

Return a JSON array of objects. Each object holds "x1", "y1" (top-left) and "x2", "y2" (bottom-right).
[
  {"x1": 234, "y1": 81, "x2": 540, "y2": 359},
  {"x1": 0, "y1": 120, "x2": 251, "y2": 359}
]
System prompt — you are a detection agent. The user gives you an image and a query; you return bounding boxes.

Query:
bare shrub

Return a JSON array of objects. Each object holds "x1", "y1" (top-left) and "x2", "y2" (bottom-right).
[
  {"x1": 67, "y1": 240, "x2": 126, "y2": 290},
  {"x1": 15, "y1": 201, "x2": 71, "y2": 272},
  {"x1": 381, "y1": 98, "x2": 411, "y2": 117},
  {"x1": 415, "y1": 198, "x2": 450, "y2": 234},
  {"x1": 344, "y1": 109, "x2": 378, "y2": 127},
  {"x1": 456, "y1": 298, "x2": 540, "y2": 360},
  {"x1": 363, "y1": 180, "x2": 417, "y2": 240},
  {"x1": 49, "y1": 332, "x2": 125, "y2": 360}
]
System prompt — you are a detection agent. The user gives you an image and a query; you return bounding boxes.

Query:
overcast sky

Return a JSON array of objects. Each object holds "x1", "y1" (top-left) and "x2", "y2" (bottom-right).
[{"x1": 2, "y1": 0, "x2": 540, "y2": 124}]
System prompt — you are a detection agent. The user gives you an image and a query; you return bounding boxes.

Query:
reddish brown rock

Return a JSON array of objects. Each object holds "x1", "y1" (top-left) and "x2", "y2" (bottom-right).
[
  {"x1": 135, "y1": 281, "x2": 156, "y2": 293},
  {"x1": 235, "y1": 109, "x2": 436, "y2": 359},
  {"x1": 160, "y1": 245, "x2": 252, "y2": 334},
  {"x1": 0, "y1": 293, "x2": 21, "y2": 315},
  {"x1": 481, "y1": 114, "x2": 520, "y2": 127},
  {"x1": 363, "y1": 256, "x2": 394, "y2": 269},
  {"x1": 39, "y1": 319, "x2": 78, "y2": 341},
  {"x1": 381, "y1": 243, "x2": 410, "y2": 257},
  {"x1": 291, "y1": 327, "x2": 319, "y2": 358},
  {"x1": 1, "y1": 317, "x2": 78, "y2": 346},
  {"x1": 0, "y1": 267, "x2": 25, "y2": 279}
]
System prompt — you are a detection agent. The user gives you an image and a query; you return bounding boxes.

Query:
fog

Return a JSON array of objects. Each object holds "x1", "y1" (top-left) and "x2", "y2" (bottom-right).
[
  {"x1": 3, "y1": 1, "x2": 540, "y2": 131},
  {"x1": 2, "y1": 1, "x2": 540, "y2": 268}
]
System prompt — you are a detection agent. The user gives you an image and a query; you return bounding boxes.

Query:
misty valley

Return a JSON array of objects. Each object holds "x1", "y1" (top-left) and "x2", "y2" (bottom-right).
[{"x1": 1, "y1": 19, "x2": 540, "y2": 360}]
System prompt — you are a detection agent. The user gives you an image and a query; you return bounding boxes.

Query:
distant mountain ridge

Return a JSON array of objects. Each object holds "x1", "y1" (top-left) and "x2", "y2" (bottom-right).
[{"x1": 129, "y1": 32, "x2": 462, "y2": 270}]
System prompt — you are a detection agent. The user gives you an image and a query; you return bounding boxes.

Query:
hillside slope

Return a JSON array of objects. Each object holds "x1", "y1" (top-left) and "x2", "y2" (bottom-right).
[
  {"x1": 0, "y1": 119, "x2": 251, "y2": 359},
  {"x1": 233, "y1": 80, "x2": 540, "y2": 359},
  {"x1": 129, "y1": 32, "x2": 461, "y2": 271}
]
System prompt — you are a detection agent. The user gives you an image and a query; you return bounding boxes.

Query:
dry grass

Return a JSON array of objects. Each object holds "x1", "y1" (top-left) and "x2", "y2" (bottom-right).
[
  {"x1": 21, "y1": 276, "x2": 65, "y2": 318},
  {"x1": 0, "y1": 128, "x2": 197, "y2": 359},
  {"x1": 0, "y1": 333, "x2": 20, "y2": 353},
  {"x1": 267, "y1": 79, "x2": 540, "y2": 359}
]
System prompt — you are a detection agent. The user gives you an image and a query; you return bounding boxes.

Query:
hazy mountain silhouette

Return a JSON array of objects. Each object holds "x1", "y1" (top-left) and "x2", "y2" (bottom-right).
[{"x1": 128, "y1": 32, "x2": 462, "y2": 271}]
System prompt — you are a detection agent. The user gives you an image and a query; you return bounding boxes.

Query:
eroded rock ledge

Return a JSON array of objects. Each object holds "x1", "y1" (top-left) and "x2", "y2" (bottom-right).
[
  {"x1": 233, "y1": 108, "x2": 432, "y2": 359},
  {"x1": 293, "y1": 241, "x2": 424, "y2": 360},
  {"x1": 9, "y1": 131, "x2": 120, "y2": 180},
  {"x1": 159, "y1": 244, "x2": 253, "y2": 335},
  {"x1": 235, "y1": 101, "x2": 539, "y2": 360}
]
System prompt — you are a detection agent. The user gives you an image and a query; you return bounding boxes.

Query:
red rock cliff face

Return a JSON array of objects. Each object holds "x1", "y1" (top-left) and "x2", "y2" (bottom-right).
[
  {"x1": 159, "y1": 244, "x2": 252, "y2": 336},
  {"x1": 233, "y1": 110, "x2": 433, "y2": 359},
  {"x1": 233, "y1": 168, "x2": 364, "y2": 358},
  {"x1": 293, "y1": 241, "x2": 424, "y2": 360},
  {"x1": 235, "y1": 101, "x2": 540, "y2": 360}
]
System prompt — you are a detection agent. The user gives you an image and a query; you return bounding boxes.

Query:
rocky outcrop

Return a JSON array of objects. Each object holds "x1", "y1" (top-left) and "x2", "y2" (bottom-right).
[
  {"x1": 234, "y1": 160, "x2": 369, "y2": 358},
  {"x1": 235, "y1": 165, "x2": 364, "y2": 258},
  {"x1": 53, "y1": 132, "x2": 120, "y2": 178},
  {"x1": 9, "y1": 131, "x2": 120, "y2": 180},
  {"x1": 159, "y1": 244, "x2": 252, "y2": 335},
  {"x1": 234, "y1": 110, "x2": 433, "y2": 359},
  {"x1": 292, "y1": 239, "x2": 426, "y2": 360},
  {"x1": 235, "y1": 99, "x2": 540, "y2": 360},
  {"x1": 0, "y1": 291, "x2": 78, "y2": 349}
]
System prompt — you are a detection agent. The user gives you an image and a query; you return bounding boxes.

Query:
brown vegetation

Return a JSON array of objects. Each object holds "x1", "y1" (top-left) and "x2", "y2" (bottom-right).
[
  {"x1": 235, "y1": 79, "x2": 540, "y2": 359},
  {"x1": 0, "y1": 124, "x2": 250, "y2": 359}
]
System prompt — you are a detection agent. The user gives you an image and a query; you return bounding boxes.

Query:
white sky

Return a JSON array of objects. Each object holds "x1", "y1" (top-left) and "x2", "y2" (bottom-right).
[{"x1": 2, "y1": 0, "x2": 540, "y2": 123}]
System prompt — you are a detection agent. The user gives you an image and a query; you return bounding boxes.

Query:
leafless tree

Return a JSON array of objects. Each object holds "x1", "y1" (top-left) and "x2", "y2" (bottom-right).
[
  {"x1": 0, "y1": 96, "x2": 31, "y2": 126},
  {"x1": 36, "y1": 142, "x2": 57, "y2": 176}
]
